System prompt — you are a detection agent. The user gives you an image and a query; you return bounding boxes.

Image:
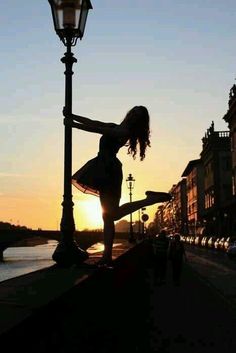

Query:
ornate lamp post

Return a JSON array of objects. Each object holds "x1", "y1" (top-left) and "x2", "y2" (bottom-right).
[
  {"x1": 126, "y1": 173, "x2": 135, "y2": 243},
  {"x1": 48, "y1": 0, "x2": 93, "y2": 266}
]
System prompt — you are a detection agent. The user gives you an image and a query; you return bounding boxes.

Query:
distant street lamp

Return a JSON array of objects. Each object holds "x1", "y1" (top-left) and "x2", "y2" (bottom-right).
[
  {"x1": 126, "y1": 173, "x2": 135, "y2": 243},
  {"x1": 48, "y1": 0, "x2": 93, "y2": 266}
]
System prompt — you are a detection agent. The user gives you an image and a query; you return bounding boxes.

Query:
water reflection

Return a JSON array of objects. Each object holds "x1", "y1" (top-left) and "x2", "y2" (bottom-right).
[
  {"x1": 0, "y1": 240, "x2": 123, "y2": 283},
  {"x1": 3, "y1": 240, "x2": 58, "y2": 261},
  {"x1": 0, "y1": 240, "x2": 58, "y2": 283},
  {"x1": 87, "y1": 242, "x2": 122, "y2": 254},
  {"x1": 87, "y1": 242, "x2": 104, "y2": 254}
]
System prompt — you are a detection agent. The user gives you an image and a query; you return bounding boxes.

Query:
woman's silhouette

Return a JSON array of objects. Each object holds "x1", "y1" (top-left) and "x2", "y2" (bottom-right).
[{"x1": 64, "y1": 106, "x2": 171, "y2": 266}]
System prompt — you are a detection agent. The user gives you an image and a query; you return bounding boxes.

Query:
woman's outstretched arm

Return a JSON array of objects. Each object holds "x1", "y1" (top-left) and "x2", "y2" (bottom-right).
[
  {"x1": 72, "y1": 114, "x2": 116, "y2": 129},
  {"x1": 64, "y1": 119, "x2": 128, "y2": 138},
  {"x1": 63, "y1": 107, "x2": 116, "y2": 129}
]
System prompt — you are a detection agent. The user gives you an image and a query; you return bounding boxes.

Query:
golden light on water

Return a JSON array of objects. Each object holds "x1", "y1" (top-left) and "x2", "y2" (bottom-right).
[
  {"x1": 87, "y1": 242, "x2": 104, "y2": 254},
  {"x1": 87, "y1": 242, "x2": 122, "y2": 254}
]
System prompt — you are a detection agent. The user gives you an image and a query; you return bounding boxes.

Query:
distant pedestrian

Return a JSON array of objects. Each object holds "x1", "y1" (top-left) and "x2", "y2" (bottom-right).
[
  {"x1": 168, "y1": 233, "x2": 186, "y2": 286},
  {"x1": 152, "y1": 230, "x2": 169, "y2": 285}
]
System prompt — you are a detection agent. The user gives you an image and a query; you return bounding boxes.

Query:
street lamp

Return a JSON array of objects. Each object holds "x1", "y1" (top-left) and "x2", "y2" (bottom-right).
[
  {"x1": 126, "y1": 173, "x2": 135, "y2": 243},
  {"x1": 48, "y1": 0, "x2": 93, "y2": 266}
]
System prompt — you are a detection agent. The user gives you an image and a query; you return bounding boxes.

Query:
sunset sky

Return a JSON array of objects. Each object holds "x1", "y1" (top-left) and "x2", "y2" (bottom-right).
[{"x1": 1, "y1": 0, "x2": 236, "y2": 230}]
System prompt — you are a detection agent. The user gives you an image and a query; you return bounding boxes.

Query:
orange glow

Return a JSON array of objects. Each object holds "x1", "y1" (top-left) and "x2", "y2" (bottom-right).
[{"x1": 74, "y1": 198, "x2": 103, "y2": 230}]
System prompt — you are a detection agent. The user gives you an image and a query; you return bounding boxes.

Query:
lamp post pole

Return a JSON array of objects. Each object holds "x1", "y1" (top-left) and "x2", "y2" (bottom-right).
[
  {"x1": 56, "y1": 37, "x2": 83, "y2": 260},
  {"x1": 126, "y1": 173, "x2": 135, "y2": 243},
  {"x1": 48, "y1": 0, "x2": 93, "y2": 266}
]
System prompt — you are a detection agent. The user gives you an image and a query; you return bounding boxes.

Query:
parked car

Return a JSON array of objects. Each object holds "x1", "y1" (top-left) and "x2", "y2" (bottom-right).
[
  {"x1": 224, "y1": 237, "x2": 234, "y2": 251},
  {"x1": 185, "y1": 235, "x2": 190, "y2": 244},
  {"x1": 205, "y1": 237, "x2": 212, "y2": 248},
  {"x1": 226, "y1": 241, "x2": 236, "y2": 258},
  {"x1": 201, "y1": 236, "x2": 207, "y2": 247},
  {"x1": 214, "y1": 238, "x2": 221, "y2": 250},
  {"x1": 208, "y1": 236, "x2": 217, "y2": 249},
  {"x1": 189, "y1": 236, "x2": 195, "y2": 245},
  {"x1": 203, "y1": 236, "x2": 211, "y2": 247},
  {"x1": 194, "y1": 236, "x2": 202, "y2": 246},
  {"x1": 218, "y1": 237, "x2": 226, "y2": 250}
]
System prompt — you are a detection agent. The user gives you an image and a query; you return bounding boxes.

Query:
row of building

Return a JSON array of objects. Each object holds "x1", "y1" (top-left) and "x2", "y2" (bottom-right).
[{"x1": 155, "y1": 84, "x2": 236, "y2": 237}]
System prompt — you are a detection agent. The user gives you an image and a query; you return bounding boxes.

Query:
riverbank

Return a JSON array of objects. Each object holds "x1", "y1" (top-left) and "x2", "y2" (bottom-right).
[{"x1": 0, "y1": 239, "x2": 150, "y2": 353}]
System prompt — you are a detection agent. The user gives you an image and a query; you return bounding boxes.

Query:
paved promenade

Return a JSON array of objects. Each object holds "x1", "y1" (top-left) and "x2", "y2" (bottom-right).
[
  {"x1": 1, "y1": 240, "x2": 236, "y2": 353},
  {"x1": 143, "y1": 251, "x2": 236, "y2": 353},
  {"x1": 79, "y1": 246, "x2": 236, "y2": 353}
]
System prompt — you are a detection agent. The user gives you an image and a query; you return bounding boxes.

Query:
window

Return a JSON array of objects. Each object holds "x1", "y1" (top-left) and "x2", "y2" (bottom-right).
[{"x1": 205, "y1": 189, "x2": 214, "y2": 209}]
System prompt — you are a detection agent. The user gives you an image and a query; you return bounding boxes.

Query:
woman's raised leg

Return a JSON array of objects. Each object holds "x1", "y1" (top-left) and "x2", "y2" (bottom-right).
[
  {"x1": 98, "y1": 190, "x2": 171, "y2": 265},
  {"x1": 113, "y1": 191, "x2": 171, "y2": 220}
]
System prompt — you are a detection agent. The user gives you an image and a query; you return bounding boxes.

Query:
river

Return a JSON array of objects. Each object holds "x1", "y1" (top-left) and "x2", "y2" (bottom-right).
[
  {"x1": 0, "y1": 240, "x2": 58, "y2": 283},
  {"x1": 0, "y1": 239, "x2": 107, "y2": 283}
]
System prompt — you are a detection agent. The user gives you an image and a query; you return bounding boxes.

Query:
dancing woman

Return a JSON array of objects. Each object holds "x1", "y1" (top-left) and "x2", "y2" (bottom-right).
[{"x1": 64, "y1": 106, "x2": 171, "y2": 266}]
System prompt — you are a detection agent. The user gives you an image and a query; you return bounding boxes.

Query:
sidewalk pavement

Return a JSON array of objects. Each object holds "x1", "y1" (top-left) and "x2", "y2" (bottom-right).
[
  {"x1": 145, "y1": 259, "x2": 236, "y2": 353},
  {"x1": 186, "y1": 249, "x2": 236, "y2": 309}
]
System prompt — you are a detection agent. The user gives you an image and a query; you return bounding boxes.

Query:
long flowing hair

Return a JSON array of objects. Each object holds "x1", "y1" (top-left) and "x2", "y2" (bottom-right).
[{"x1": 122, "y1": 106, "x2": 151, "y2": 161}]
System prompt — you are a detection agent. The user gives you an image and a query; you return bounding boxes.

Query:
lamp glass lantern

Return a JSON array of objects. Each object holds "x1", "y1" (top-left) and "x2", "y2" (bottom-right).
[
  {"x1": 126, "y1": 173, "x2": 135, "y2": 190},
  {"x1": 48, "y1": 0, "x2": 93, "y2": 45}
]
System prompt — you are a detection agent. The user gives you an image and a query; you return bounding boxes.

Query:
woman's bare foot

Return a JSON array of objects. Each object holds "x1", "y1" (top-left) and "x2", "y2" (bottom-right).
[{"x1": 145, "y1": 191, "x2": 172, "y2": 203}]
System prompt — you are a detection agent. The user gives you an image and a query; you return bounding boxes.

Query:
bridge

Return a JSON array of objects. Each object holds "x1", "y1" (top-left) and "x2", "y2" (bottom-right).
[{"x1": 0, "y1": 229, "x2": 36, "y2": 261}]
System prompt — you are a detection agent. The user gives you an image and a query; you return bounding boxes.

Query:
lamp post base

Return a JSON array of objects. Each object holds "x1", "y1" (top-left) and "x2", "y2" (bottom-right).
[{"x1": 52, "y1": 240, "x2": 89, "y2": 267}]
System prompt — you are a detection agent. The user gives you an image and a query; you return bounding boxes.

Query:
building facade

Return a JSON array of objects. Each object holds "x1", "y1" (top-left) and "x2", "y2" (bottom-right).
[
  {"x1": 200, "y1": 122, "x2": 232, "y2": 235},
  {"x1": 152, "y1": 85, "x2": 236, "y2": 237},
  {"x1": 181, "y1": 159, "x2": 204, "y2": 235},
  {"x1": 223, "y1": 84, "x2": 236, "y2": 235},
  {"x1": 169, "y1": 181, "x2": 187, "y2": 234},
  {"x1": 154, "y1": 181, "x2": 187, "y2": 235}
]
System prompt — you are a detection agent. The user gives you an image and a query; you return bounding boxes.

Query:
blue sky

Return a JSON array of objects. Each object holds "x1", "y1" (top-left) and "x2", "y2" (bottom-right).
[{"x1": 1, "y1": 0, "x2": 236, "y2": 229}]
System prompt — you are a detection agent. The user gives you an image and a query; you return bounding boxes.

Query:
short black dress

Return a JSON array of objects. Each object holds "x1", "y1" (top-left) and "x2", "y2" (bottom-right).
[{"x1": 72, "y1": 134, "x2": 124, "y2": 198}]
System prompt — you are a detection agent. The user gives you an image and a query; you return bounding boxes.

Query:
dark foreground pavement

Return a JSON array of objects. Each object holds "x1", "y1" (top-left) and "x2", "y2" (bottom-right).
[
  {"x1": 2, "y1": 240, "x2": 236, "y2": 353},
  {"x1": 83, "y1": 258, "x2": 236, "y2": 353},
  {"x1": 143, "y1": 262, "x2": 236, "y2": 353}
]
